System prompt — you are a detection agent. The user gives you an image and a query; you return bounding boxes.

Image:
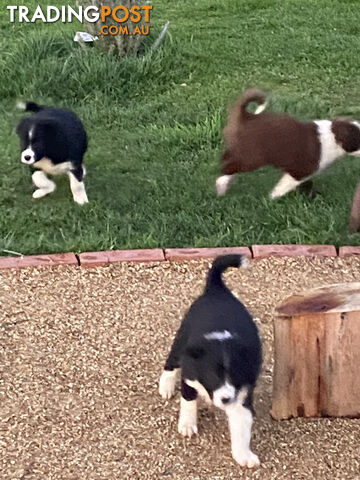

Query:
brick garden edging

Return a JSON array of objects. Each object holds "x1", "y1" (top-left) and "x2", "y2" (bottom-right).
[
  {"x1": 79, "y1": 249, "x2": 165, "y2": 268},
  {"x1": 164, "y1": 247, "x2": 252, "y2": 261},
  {"x1": 0, "y1": 253, "x2": 78, "y2": 270},
  {"x1": 1, "y1": 245, "x2": 360, "y2": 270},
  {"x1": 338, "y1": 246, "x2": 360, "y2": 257},
  {"x1": 252, "y1": 244, "x2": 337, "y2": 259}
]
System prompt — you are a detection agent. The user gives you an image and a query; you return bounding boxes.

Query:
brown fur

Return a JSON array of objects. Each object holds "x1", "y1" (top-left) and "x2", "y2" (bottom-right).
[
  {"x1": 332, "y1": 119, "x2": 360, "y2": 153},
  {"x1": 221, "y1": 89, "x2": 321, "y2": 181},
  {"x1": 224, "y1": 88, "x2": 266, "y2": 150}
]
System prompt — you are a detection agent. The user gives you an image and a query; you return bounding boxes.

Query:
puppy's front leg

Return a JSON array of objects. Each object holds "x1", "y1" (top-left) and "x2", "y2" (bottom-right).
[
  {"x1": 178, "y1": 379, "x2": 198, "y2": 437},
  {"x1": 270, "y1": 173, "x2": 301, "y2": 199},
  {"x1": 159, "y1": 324, "x2": 188, "y2": 399},
  {"x1": 68, "y1": 166, "x2": 88, "y2": 205},
  {"x1": 32, "y1": 171, "x2": 56, "y2": 198},
  {"x1": 226, "y1": 402, "x2": 259, "y2": 468},
  {"x1": 159, "y1": 368, "x2": 180, "y2": 399}
]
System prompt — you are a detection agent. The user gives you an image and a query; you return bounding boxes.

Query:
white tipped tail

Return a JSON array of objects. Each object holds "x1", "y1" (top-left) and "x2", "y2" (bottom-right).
[
  {"x1": 16, "y1": 100, "x2": 26, "y2": 111},
  {"x1": 240, "y1": 256, "x2": 249, "y2": 268},
  {"x1": 206, "y1": 254, "x2": 250, "y2": 291},
  {"x1": 254, "y1": 102, "x2": 267, "y2": 114}
]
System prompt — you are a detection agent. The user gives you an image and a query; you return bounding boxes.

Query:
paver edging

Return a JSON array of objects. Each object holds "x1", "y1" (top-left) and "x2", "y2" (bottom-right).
[
  {"x1": 338, "y1": 246, "x2": 360, "y2": 257},
  {"x1": 0, "y1": 245, "x2": 359, "y2": 270},
  {"x1": 252, "y1": 244, "x2": 337, "y2": 259},
  {"x1": 164, "y1": 247, "x2": 252, "y2": 261},
  {"x1": 0, "y1": 253, "x2": 78, "y2": 270}
]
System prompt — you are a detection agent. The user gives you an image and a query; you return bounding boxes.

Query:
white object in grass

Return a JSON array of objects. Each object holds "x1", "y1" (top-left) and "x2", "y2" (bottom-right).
[{"x1": 74, "y1": 32, "x2": 98, "y2": 43}]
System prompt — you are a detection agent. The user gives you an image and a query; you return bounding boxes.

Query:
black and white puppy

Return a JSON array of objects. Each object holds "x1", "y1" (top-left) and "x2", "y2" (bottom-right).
[
  {"x1": 159, "y1": 255, "x2": 262, "y2": 468},
  {"x1": 16, "y1": 102, "x2": 88, "y2": 205}
]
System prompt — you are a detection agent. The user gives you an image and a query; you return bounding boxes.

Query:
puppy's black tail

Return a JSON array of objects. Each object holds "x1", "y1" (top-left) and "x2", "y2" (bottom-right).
[
  {"x1": 16, "y1": 101, "x2": 44, "y2": 113},
  {"x1": 205, "y1": 254, "x2": 248, "y2": 292}
]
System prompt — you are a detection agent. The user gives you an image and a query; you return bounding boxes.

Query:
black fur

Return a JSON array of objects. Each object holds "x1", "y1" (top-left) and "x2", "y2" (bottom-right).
[
  {"x1": 163, "y1": 254, "x2": 262, "y2": 408},
  {"x1": 16, "y1": 102, "x2": 87, "y2": 170},
  {"x1": 16, "y1": 101, "x2": 89, "y2": 204},
  {"x1": 23, "y1": 101, "x2": 44, "y2": 113},
  {"x1": 181, "y1": 380, "x2": 198, "y2": 401}
]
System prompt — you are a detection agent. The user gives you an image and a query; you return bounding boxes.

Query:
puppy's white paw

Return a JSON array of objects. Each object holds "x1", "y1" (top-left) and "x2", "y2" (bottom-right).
[
  {"x1": 233, "y1": 450, "x2": 260, "y2": 468},
  {"x1": 178, "y1": 397, "x2": 198, "y2": 437},
  {"x1": 159, "y1": 370, "x2": 177, "y2": 400},
  {"x1": 270, "y1": 190, "x2": 281, "y2": 200},
  {"x1": 33, "y1": 188, "x2": 50, "y2": 199},
  {"x1": 73, "y1": 193, "x2": 89, "y2": 205},
  {"x1": 216, "y1": 175, "x2": 232, "y2": 196},
  {"x1": 178, "y1": 419, "x2": 198, "y2": 437}
]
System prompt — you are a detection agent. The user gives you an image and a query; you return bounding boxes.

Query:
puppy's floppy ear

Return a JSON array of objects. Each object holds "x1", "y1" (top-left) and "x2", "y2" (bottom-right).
[
  {"x1": 185, "y1": 344, "x2": 205, "y2": 360},
  {"x1": 332, "y1": 119, "x2": 360, "y2": 152},
  {"x1": 16, "y1": 117, "x2": 32, "y2": 137},
  {"x1": 16, "y1": 118, "x2": 33, "y2": 149},
  {"x1": 229, "y1": 341, "x2": 262, "y2": 385},
  {"x1": 39, "y1": 119, "x2": 68, "y2": 158},
  {"x1": 40, "y1": 118, "x2": 58, "y2": 135}
]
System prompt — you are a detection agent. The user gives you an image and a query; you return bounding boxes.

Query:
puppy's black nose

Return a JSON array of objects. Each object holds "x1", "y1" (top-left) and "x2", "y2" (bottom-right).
[
  {"x1": 221, "y1": 397, "x2": 231, "y2": 404},
  {"x1": 24, "y1": 155, "x2": 32, "y2": 161}
]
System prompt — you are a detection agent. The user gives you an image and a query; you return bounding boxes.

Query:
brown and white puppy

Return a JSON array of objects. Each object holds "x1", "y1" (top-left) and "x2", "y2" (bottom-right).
[{"x1": 216, "y1": 88, "x2": 360, "y2": 199}]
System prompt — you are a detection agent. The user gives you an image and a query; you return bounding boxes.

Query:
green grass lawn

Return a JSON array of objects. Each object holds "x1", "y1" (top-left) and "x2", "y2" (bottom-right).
[{"x1": 1, "y1": 0, "x2": 360, "y2": 255}]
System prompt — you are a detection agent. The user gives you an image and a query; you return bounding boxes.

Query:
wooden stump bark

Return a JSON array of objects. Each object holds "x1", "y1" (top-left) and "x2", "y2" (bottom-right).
[
  {"x1": 349, "y1": 182, "x2": 360, "y2": 232},
  {"x1": 271, "y1": 283, "x2": 360, "y2": 420},
  {"x1": 77, "y1": 0, "x2": 144, "y2": 56}
]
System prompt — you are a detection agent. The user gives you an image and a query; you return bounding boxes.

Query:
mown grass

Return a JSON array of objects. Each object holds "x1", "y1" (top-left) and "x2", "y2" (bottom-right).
[{"x1": 1, "y1": 0, "x2": 360, "y2": 254}]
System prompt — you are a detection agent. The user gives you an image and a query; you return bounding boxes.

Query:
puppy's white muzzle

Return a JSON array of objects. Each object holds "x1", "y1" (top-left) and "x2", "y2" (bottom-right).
[
  {"x1": 21, "y1": 148, "x2": 35, "y2": 165},
  {"x1": 213, "y1": 382, "x2": 237, "y2": 410}
]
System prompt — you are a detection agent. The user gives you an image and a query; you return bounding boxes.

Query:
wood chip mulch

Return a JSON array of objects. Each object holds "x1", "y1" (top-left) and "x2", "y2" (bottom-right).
[{"x1": 1, "y1": 257, "x2": 360, "y2": 480}]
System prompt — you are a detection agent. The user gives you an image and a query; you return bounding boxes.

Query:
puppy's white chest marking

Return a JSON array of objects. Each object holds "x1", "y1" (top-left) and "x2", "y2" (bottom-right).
[
  {"x1": 315, "y1": 120, "x2": 345, "y2": 171},
  {"x1": 213, "y1": 381, "x2": 237, "y2": 409},
  {"x1": 35, "y1": 158, "x2": 73, "y2": 175}
]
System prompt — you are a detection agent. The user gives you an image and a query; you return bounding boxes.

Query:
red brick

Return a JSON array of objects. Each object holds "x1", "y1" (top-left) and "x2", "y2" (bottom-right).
[
  {"x1": 165, "y1": 247, "x2": 252, "y2": 261},
  {"x1": 0, "y1": 253, "x2": 78, "y2": 270},
  {"x1": 78, "y1": 251, "x2": 110, "y2": 267},
  {"x1": 252, "y1": 244, "x2": 337, "y2": 259},
  {"x1": 338, "y1": 246, "x2": 360, "y2": 257},
  {"x1": 107, "y1": 249, "x2": 165, "y2": 263}
]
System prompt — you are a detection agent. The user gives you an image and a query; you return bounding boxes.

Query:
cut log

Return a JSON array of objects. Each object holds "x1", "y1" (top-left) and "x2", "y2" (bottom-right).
[
  {"x1": 271, "y1": 283, "x2": 360, "y2": 420},
  {"x1": 349, "y1": 182, "x2": 360, "y2": 232}
]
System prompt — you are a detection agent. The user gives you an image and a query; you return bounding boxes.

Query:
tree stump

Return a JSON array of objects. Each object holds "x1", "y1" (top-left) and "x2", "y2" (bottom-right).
[
  {"x1": 271, "y1": 283, "x2": 360, "y2": 420},
  {"x1": 77, "y1": 0, "x2": 144, "y2": 57},
  {"x1": 349, "y1": 182, "x2": 360, "y2": 233}
]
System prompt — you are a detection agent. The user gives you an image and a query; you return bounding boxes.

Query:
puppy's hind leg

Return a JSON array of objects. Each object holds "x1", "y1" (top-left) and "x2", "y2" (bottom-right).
[
  {"x1": 226, "y1": 399, "x2": 260, "y2": 468},
  {"x1": 270, "y1": 173, "x2": 301, "y2": 199},
  {"x1": 216, "y1": 174, "x2": 235, "y2": 196},
  {"x1": 178, "y1": 380, "x2": 198, "y2": 437},
  {"x1": 68, "y1": 166, "x2": 88, "y2": 205},
  {"x1": 216, "y1": 148, "x2": 240, "y2": 196},
  {"x1": 32, "y1": 171, "x2": 56, "y2": 199},
  {"x1": 299, "y1": 180, "x2": 320, "y2": 199}
]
